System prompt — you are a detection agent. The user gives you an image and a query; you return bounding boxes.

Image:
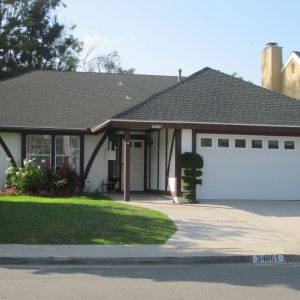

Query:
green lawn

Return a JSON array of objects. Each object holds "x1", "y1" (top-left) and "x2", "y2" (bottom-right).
[{"x1": 0, "y1": 195, "x2": 176, "y2": 245}]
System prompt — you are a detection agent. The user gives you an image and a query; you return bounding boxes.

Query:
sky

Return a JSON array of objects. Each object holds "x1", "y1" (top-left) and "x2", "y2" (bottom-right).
[{"x1": 57, "y1": 0, "x2": 300, "y2": 85}]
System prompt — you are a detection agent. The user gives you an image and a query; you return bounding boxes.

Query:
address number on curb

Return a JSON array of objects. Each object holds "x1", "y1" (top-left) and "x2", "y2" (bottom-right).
[{"x1": 253, "y1": 254, "x2": 284, "y2": 264}]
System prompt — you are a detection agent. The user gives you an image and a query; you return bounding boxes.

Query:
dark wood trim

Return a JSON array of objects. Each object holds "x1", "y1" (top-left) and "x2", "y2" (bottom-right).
[
  {"x1": 118, "y1": 137, "x2": 122, "y2": 190},
  {"x1": 83, "y1": 131, "x2": 109, "y2": 181},
  {"x1": 80, "y1": 135, "x2": 85, "y2": 178},
  {"x1": 21, "y1": 133, "x2": 26, "y2": 165},
  {"x1": 0, "y1": 127, "x2": 90, "y2": 135},
  {"x1": 175, "y1": 129, "x2": 182, "y2": 197},
  {"x1": 149, "y1": 132, "x2": 151, "y2": 190},
  {"x1": 51, "y1": 135, "x2": 55, "y2": 169},
  {"x1": 144, "y1": 134, "x2": 148, "y2": 191},
  {"x1": 124, "y1": 129, "x2": 130, "y2": 201},
  {"x1": 110, "y1": 120, "x2": 300, "y2": 137},
  {"x1": 165, "y1": 129, "x2": 168, "y2": 191},
  {"x1": 192, "y1": 129, "x2": 196, "y2": 153},
  {"x1": 166, "y1": 130, "x2": 176, "y2": 181},
  {"x1": 107, "y1": 135, "x2": 113, "y2": 179},
  {"x1": 0, "y1": 135, "x2": 16, "y2": 166},
  {"x1": 157, "y1": 130, "x2": 160, "y2": 190}
]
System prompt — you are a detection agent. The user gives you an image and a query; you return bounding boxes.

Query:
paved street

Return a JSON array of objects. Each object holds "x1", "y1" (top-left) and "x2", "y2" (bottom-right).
[{"x1": 0, "y1": 263, "x2": 299, "y2": 300}]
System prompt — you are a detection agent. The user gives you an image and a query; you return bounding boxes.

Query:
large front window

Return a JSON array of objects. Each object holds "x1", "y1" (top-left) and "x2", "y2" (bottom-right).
[
  {"x1": 55, "y1": 136, "x2": 80, "y2": 174},
  {"x1": 26, "y1": 134, "x2": 80, "y2": 174},
  {"x1": 26, "y1": 135, "x2": 51, "y2": 165}
]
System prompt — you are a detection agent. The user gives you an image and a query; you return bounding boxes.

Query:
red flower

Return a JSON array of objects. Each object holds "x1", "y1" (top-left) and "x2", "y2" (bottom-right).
[{"x1": 63, "y1": 178, "x2": 68, "y2": 184}]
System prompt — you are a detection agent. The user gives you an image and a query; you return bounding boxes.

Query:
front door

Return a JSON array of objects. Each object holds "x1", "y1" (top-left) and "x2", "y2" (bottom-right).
[{"x1": 121, "y1": 139, "x2": 145, "y2": 191}]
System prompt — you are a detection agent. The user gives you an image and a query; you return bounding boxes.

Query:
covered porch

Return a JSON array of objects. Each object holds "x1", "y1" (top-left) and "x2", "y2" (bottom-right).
[{"x1": 85, "y1": 122, "x2": 183, "y2": 202}]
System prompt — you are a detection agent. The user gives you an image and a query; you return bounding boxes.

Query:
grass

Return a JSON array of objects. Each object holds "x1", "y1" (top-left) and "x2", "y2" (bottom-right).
[{"x1": 0, "y1": 194, "x2": 176, "y2": 245}]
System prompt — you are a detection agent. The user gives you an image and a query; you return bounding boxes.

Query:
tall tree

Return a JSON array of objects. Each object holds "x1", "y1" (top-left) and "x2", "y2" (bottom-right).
[{"x1": 0, "y1": 0, "x2": 82, "y2": 79}]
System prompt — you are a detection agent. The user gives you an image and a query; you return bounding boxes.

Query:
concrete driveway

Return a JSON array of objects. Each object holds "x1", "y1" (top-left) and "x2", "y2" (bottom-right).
[{"x1": 110, "y1": 194, "x2": 300, "y2": 255}]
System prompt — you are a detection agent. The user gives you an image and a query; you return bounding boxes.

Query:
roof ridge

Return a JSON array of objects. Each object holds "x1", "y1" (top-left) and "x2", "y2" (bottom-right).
[{"x1": 112, "y1": 67, "x2": 212, "y2": 119}]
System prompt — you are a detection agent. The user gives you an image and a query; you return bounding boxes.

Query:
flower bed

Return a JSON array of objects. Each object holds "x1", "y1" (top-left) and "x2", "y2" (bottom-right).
[{"x1": 4, "y1": 157, "x2": 82, "y2": 196}]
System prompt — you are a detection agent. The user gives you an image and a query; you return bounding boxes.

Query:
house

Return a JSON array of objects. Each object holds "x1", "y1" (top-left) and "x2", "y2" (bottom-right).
[
  {"x1": 1, "y1": 64, "x2": 300, "y2": 202},
  {"x1": 262, "y1": 42, "x2": 300, "y2": 100}
]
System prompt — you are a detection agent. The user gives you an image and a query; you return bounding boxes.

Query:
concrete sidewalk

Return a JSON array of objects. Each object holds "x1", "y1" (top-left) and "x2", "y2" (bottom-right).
[{"x1": 1, "y1": 195, "x2": 300, "y2": 264}]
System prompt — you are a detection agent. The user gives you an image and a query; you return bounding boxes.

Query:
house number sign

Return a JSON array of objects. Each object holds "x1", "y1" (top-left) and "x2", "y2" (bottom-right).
[
  {"x1": 151, "y1": 124, "x2": 163, "y2": 129},
  {"x1": 252, "y1": 254, "x2": 284, "y2": 264}
]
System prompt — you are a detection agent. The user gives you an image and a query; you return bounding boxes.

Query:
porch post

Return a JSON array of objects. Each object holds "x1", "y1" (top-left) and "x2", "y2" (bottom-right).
[
  {"x1": 124, "y1": 129, "x2": 130, "y2": 201},
  {"x1": 175, "y1": 129, "x2": 182, "y2": 198}
]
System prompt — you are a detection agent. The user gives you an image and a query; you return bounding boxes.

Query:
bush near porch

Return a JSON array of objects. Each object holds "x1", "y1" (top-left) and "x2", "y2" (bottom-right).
[{"x1": 0, "y1": 194, "x2": 176, "y2": 244}]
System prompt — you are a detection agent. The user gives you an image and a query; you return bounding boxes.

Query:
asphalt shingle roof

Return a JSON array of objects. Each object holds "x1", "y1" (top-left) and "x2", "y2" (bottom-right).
[
  {"x1": 0, "y1": 71, "x2": 178, "y2": 129},
  {"x1": 115, "y1": 67, "x2": 300, "y2": 127},
  {"x1": 1, "y1": 67, "x2": 300, "y2": 130}
]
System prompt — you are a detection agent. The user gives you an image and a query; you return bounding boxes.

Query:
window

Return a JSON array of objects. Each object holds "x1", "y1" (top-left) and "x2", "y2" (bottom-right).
[
  {"x1": 201, "y1": 138, "x2": 212, "y2": 147},
  {"x1": 55, "y1": 136, "x2": 80, "y2": 173},
  {"x1": 218, "y1": 138, "x2": 229, "y2": 148},
  {"x1": 252, "y1": 139, "x2": 263, "y2": 149},
  {"x1": 26, "y1": 135, "x2": 81, "y2": 174},
  {"x1": 134, "y1": 142, "x2": 142, "y2": 148},
  {"x1": 268, "y1": 140, "x2": 279, "y2": 149},
  {"x1": 26, "y1": 135, "x2": 51, "y2": 165},
  {"x1": 284, "y1": 141, "x2": 295, "y2": 150},
  {"x1": 235, "y1": 139, "x2": 246, "y2": 148}
]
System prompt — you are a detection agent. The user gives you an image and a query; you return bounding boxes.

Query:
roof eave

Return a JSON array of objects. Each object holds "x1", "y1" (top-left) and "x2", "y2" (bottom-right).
[
  {"x1": 0, "y1": 126, "x2": 92, "y2": 135},
  {"x1": 98, "y1": 119, "x2": 300, "y2": 136}
]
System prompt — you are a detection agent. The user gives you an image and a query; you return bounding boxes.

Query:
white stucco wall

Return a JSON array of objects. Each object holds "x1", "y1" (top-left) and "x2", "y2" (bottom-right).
[
  {"x1": 181, "y1": 129, "x2": 193, "y2": 153},
  {"x1": 196, "y1": 134, "x2": 300, "y2": 200},
  {"x1": 167, "y1": 129, "x2": 176, "y2": 192},
  {"x1": 0, "y1": 133, "x2": 22, "y2": 189},
  {"x1": 150, "y1": 131, "x2": 158, "y2": 190},
  {"x1": 84, "y1": 134, "x2": 108, "y2": 192}
]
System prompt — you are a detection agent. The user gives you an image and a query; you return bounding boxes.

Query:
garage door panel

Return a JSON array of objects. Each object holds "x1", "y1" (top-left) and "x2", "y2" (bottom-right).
[{"x1": 196, "y1": 134, "x2": 300, "y2": 200}]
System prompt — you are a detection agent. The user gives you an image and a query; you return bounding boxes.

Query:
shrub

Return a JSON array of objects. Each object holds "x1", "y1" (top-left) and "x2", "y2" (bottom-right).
[
  {"x1": 180, "y1": 152, "x2": 204, "y2": 203},
  {"x1": 6, "y1": 158, "x2": 45, "y2": 194},
  {"x1": 5, "y1": 157, "x2": 82, "y2": 197}
]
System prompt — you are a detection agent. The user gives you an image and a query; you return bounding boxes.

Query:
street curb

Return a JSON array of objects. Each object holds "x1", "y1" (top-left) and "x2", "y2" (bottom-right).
[{"x1": 1, "y1": 254, "x2": 300, "y2": 265}]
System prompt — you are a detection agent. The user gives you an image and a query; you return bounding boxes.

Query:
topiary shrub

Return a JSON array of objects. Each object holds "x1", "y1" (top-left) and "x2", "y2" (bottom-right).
[{"x1": 180, "y1": 152, "x2": 204, "y2": 203}]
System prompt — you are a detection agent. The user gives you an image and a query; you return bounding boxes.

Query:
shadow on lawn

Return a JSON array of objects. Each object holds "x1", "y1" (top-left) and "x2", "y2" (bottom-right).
[{"x1": 0, "y1": 200, "x2": 176, "y2": 244}]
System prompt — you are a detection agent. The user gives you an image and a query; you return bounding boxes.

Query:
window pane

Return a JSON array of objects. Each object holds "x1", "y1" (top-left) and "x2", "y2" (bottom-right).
[
  {"x1": 218, "y1": 138, "x2": 229, "y2": 148},
  {"x1": 235, "y1": 139, "x2": 246, "y2": 148},
  {"x1": 134, "y1": 142, "x2": 142, "y2": 148},
  {"x1": 252, "y1": 140, "x2": 262, "y2": 149},
  {"x1": 268, "y1": 140, "x2": 279, "y2": 149},
  {"x1": 284, "y1": 141, "x2": 295, "y2": 150},
  {"x1": 26, "y1": 135, "x2": 52, "y2": 165},
  {"x1": 201, "y1": 138, "x2": 212, "y2": 147},
  {"x1": 55, "y1": 135, "x2": 80, "y2": 174}
]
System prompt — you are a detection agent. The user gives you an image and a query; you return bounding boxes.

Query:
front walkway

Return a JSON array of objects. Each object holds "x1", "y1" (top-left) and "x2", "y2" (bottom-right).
[{"x1": 109, "y1": 194, "x2": 300, "y2": 256}]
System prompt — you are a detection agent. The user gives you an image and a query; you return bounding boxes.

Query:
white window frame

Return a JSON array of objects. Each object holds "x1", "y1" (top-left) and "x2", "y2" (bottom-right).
[
  {"x1": 55, "y1": 135, "x2": 80, "y2": 174},
  {"x1": 26, "y1": 134, "x2": 52, "y2": 165}
]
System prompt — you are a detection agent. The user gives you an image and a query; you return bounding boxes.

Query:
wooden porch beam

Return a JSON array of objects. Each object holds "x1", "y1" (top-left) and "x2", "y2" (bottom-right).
[{"x1": 124, "y1": 129, "x2": 130, "y2": 201}]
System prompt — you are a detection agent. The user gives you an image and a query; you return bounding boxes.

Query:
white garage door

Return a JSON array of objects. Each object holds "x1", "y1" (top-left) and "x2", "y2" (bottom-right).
[{"x1": 196, "y1": 134, "x2": 300, "y2": 200}]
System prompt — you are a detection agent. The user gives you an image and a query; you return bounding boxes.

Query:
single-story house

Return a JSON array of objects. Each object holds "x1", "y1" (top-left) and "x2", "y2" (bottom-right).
[{"x1": 1, "y1": 67, "x2": 300, "y2": 202}]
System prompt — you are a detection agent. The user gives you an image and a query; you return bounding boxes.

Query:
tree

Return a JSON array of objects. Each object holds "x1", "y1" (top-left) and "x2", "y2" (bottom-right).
[
  {"x1": 0, "y1": 0, "x2": 82, "y2": 79},
  {"x1": 83, "y1": 48, "x2": 135, "y2": 74}
]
